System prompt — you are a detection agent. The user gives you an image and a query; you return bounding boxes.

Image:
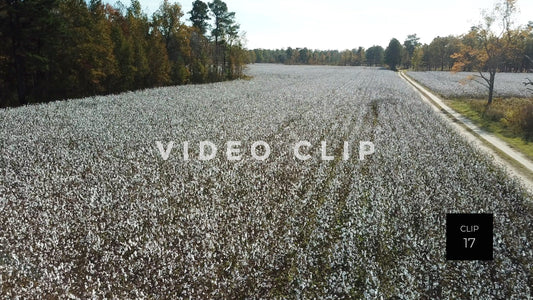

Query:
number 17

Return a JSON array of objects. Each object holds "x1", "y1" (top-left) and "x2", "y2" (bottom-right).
[{"x1": 464, "y1": 238, "x2": 475, "y2": 248}]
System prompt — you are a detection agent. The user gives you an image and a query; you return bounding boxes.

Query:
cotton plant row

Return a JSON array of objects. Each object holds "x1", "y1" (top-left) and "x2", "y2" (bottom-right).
[
  {"x1": 0, "y1": 64, "x2": 531, "y2": 298},
  {"x1": 406, "y1": 71, "x2": 531, "y2": 98}
]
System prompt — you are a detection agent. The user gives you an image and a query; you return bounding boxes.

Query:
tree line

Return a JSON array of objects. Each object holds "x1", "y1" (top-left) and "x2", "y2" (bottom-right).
[
  {"x1": 248, "y1": 46, "x2": 386, "y2": 67},
  {"x1": 250, "y1": 28, "x2": 533, "y2": 73},
  {"x1": 0, "y1": 0, "x2": 247, "y2": 108}
]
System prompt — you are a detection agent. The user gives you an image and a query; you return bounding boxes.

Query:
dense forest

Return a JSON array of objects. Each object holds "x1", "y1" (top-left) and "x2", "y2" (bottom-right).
[
  {"x1": 250, "y1": 27, "x2": 533, "y2": 72},
  {"x1": 0, "y1": 0, "x2": 248, "y2": 108}
]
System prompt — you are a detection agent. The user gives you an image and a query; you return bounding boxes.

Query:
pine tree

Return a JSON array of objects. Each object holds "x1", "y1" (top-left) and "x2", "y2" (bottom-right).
[
  {"x1": 385, "y1": 38, "x2": 402, "y2": 71},
  {"x1": 208, "y1": 0, "x2": 239, "y2": 78},
  {"x1": 189, "y1": 0, "x2": 210, "y2": 35}
]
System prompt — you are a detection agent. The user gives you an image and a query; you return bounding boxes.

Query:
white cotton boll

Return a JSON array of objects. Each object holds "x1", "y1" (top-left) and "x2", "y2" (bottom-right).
[
  {"x1": 407, "y1": 71, "x2": 530, "y2": 98},
  {"x1": 0, "y1": 64, "x2": 531, "y2": 298}
]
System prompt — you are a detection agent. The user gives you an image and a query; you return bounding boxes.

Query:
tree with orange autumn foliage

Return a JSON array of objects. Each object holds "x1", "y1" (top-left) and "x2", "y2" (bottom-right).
[
  {"x1": 451, "y1": 0, "x2": 525, "y2": 105},
  {"x1": 0, "y1": 0, "x2": 247, "y2": 108}
]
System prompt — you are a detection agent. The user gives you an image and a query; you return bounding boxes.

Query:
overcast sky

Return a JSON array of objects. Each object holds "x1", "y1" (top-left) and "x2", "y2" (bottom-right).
[{"x1": 130, "y1": 0, "x2": 533, "y2": 50}]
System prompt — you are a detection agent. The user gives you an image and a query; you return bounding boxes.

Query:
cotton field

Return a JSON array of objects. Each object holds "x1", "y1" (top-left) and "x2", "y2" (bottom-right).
[
  {"x1": 1, "y1": 64, "x2": 532, "y2": 298},
  {"x1": 406, "y1": 71, "x2": 532, "y2": 98}
]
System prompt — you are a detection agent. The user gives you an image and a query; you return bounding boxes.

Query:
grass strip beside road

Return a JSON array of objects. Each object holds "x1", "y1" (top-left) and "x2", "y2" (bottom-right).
[{"x1": 444, "y1": 98, "x2": 533, "y2": 161}]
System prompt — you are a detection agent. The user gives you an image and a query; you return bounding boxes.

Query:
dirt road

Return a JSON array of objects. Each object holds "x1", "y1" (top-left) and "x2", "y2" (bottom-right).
[{"x1": 399, "y1": 71, "x2": 533, "y2": 195}]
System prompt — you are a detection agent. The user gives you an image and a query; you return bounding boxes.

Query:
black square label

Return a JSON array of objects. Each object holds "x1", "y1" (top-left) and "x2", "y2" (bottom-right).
[{"x1": 446, "y1": 213, "x2": 493, "y2": 260}]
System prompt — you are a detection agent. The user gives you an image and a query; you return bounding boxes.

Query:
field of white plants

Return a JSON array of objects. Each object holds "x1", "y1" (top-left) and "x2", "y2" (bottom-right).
[
  {"x1": 1, "y1": 64, "x2": 532, "y2": 298},
  {"x1": 406, "y1": 71, "x2": 532, "y2": 98}
]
